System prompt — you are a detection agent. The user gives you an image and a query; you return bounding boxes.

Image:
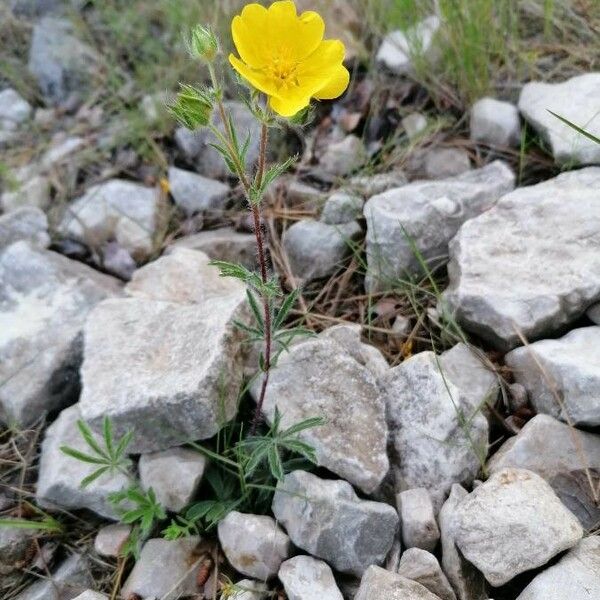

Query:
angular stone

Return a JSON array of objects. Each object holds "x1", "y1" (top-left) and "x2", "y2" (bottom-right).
[
  {"x1": 505, "y1": 326, "x2": 600, "y2": 427},
  {"x1": 487, "y1": 414, "x2": 600, "y2": 530},
  {"x1": 28, "y1": 18, "x2": 99, "y2": 105},
  {"x1": 101, "y1": 241, "x2": 136, "y2": 280},
  {"x1": 349, "y1": 171, "x2": 407, "y2": 197},
  {"x1": 398, "y1": 548, "x2": 457, "y2": 600},
  {"x1": 319, "y1": 135, "x2": 367, "y2": 177},
  {"x1": 286, "y1": 180, "x2": 327, "y2": 211},
  {"x1": 59, "y1": 179, "x2": 159, "y2": 261},
  {"x1": 168, "y1": 166, "x2": 229, "y2": 215},
  {"x1": 36, "y1": 405, "x2": 130, "y2": 519},
  {"x1": 355, "y1": 565, "x2": 442, "y2": 600},
  {"x1": 172, "y1": 227, "x2": 257, "y2": 270},
  {"x1": 381, "y1": 351, "x2": 488, "y2": 508},
  {"x1": 516, "y1": 536, "x2": 600, "y2": 600},
  {"x1": 94, "y1": 524, "x2": 131, "y2": 557},
  {"x1": 454, "y1": 468, "x2": 583, "y2": 586},
  {"x1": 397, "y1": 488, "x2": 440, "y2": 552},
  {"x1": 470, "y1": 98, "x2": 520, "y2": 148},
  {"x1": 1, "y1": 175, "x2": 51, "y2": 212},
  {"x1": 230, "y1": 579, "x2": 268, "y2": 600},
  {"x1": 0, "y1": 519, "x2": 36, "y2": 574},
  {"x1": 139, "y1": 447, "x2": 206, "y2": 512},
  {"x1": 218, "y1": 511, "x2": 290, "y2": 580},
  {"x1": 254, "y1": 335, "x2": 389, "y2": 494},
  {"x1": 283, "y1": 219, "x2": 361, "y2": 281},
  {"x1": 0, "y1": 88, "x2": 32, "y2": 128},
  {"x1": 321, "y1": 191, "x2": 363, "y2": 224},
  {"x1": 0, "y1": 242, "x2": 120, "y2": 426},
  {"x1": 0, "y1": 207, "x2": 49, "y2": 250},
  {"x1": 279, "y1": 555, "x2": 343, "y2": 600},
  {"x1": 15, "y1": 553, "x2": 93, "y2": 600},
  {"x1": 79, "y1": 249, "x2": 247, "y2": 452},
  {"x1": 272, "y1": 470, "x2": 398, "y2": 576},
  {"x1": 439, "y1": 484, "x2": 487, "y2": 600},
  {"x1": 364, "y1": 161, "x2": 515, "y2": 291},
  {"x1": 122, "y1": 537, "x2": 202, "y2": 600},
  {"x1": 376, "y1": 16, "x2": 440, "y2": 75},
  {"x1": 423, "y1": 148, "x2": 472, "y2": 180},
  {"x1": 440, "y1": 167, "x2": 600, "y2": 349},
  {"x1": 518, "y1": 73, "x2": 600, "y2": 165}
]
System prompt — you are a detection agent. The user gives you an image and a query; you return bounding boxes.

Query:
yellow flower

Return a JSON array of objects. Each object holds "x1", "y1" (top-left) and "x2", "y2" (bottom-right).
[{"x1": 229, "y1": 0, "x2": 350, "y2": 118}]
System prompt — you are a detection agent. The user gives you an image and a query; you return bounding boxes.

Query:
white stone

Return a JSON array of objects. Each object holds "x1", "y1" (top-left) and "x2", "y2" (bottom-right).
[
  {"x1": 230, "y1": 579, "x2": 268, "y2": 600},
  {"x1": 402, "y1": 113, "x2": 428, "y2": 140},
  {"x1": 42, "y1": 136, "x2": 85, "y2": 169},
  {"x1": 516, "y1": 536, "x2": 600, "y2": 600},
  {"x1": 470, "y1": 98, "x2": 520, "y2": 147},
  {"x1": 355, "y1": 565, "x2": 442, "y2": 600},
  {"x1": 272, "y1": 470, "x2": 399, "y2": 576},
  {"x1": 423, "y1": 148, "x2": 472, "y2": 180},
  {"x1": 218, "y1": 511, "x2": 291, "y2": 580},
  {"x1": 279, "y1": 555, "x2": 343, "y2": 600},
  {"x1": 454, "y1": 468, "x2": 583, "y2": 586},
  {"x1": 397, "y1": 488, "x2": 440, "y2": 552},
  {"x1": 321, "y1": 191, "x2": 363, "y2": 224},
  {"x1": 440, "y1": 167, "x2": 600, "y2": 349},
  {"x1": 364, "y1": 161, "x2": 515, "y2": 291},
  {"x1": 286, "y1": 180, "x2": 327, "y2": 210},
  {"x1": 73, "y1": 593, "x2": 107, "y2": 600},
  {"x1": 0, "y1": 88, "x2": 32, "y2": 128},
  {"x1": 0, "y1": 207, "x2": 49, "y2": 250},
  {"x1": 398, "y1": 548, "x2": 457, "y2": 600},
  {"x1": 94, "y1": 524, "x2": 131, "y2": 557},
  {"x1": 60, "y1": 179, "x2": 159, "y2": 261},
  {"x1": 1, "y1": 175, "x2": 51, "y2": 212},
  {"x1": 319, "y1": 135, "x2": 367, "y2": 176},
  {"x1": 349, "y1": 171, "x2": 407, "y2": 197},
  {"x1": 0, "y1": 241, "x2": 120, "y2": 426},
  {"x1": 505, "y1": 326, "x2": 600, "y2": 427},
  {"x1": 518, "y1": 73, "x2": 600, "y2": 165},
  {"x1": 168, "y1": 166, "x2": 229, "y2": 215},
  {"x1": 381, "y1": 351, "x2": 488, "y2": 509}
]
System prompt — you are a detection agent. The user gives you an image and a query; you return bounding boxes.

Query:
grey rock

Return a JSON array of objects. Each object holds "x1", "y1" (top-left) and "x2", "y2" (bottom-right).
[
  {"x1": 320, "y1": 135, "x2": 368, "y2": 176},
  {"x1": 168, "y1": 166, "x2": 229, "y2": 215},
  {"x1": 254, "y1": 335, "x2": 389, "y2": 494},
  {"x1": 218, "y1": 511, "x2": 291, "y2": 580},
  {"x1": 364, "y1": 161, "x2": 515, "y2": 291},
  {"x1": 0, "y1": 88, "x2": 32, "y2": 129},
  {"x1": 588, "y1": 303, "x2": 600, "y2": 324},
  {"x1": 381, "y1": 351, "x2": 489, "y2": 509},
  {"x1": 230, "y1": 579, "x2": 268, "y2": 600},
  {"x1": 101, "y1": 241, "x2": 136, "y2": 280},
  {"x1": 283, "y1": 219, "x2": 361, "y2": 281},
  {"x1": 0, "y1": 207, "x2": 49, "y2": 250},
  {"x1": 94, "y1": 524, "x2": 131, "y2": 557},
  {"x1": 286, "y1": 180, "x2": 327, "y2": 211},
  {"x1": 0, "y1": 241, "x2": 120, "y2": 426},
  {"x1": 11, "y1": 0, "x2": 68, "y2": 17},
  {"x1": 1, "y1": 175, "x2": 51, "y2": 212},
  {"x1": 79, "y1": 249, "x2": 248, "y2": 453},
  {"x1": 321, "y1": 191, "x2": 363, "y2": 224},
  {"x1": 139, "y1": 447, "x2": 207, "y2": 512},
  {"x1": 15, "y1": 553, "x2": 93, "y2": 600},
  {"x1": 272, "y1": 470, "x2": 398, "y2": 576},
  {"x1": 376, "y1": 16, "x2": 440, "y2": 75},
  {"x1": 59, "y1": 179, "x2": 159, "y2": 261},
  {"x1": 470, "y1": 98, "x2": 520, "y2": 148},
  {"x1": 72, "y1": 592, "x2": 107, "y2": 600},
  {"x1": 28, "y1": 18, "x2": 99, "y2": 105},
  {"x1": 505, "y1": 326, "x2": 600, "y2": 427},
  {"x1": 518, "y1": 73, "x2": 600, "y2": 165},
  {"x1": 0, "y1": 519, "x2": 36, "y2": 574},
  {"x1": 174, "y1": 127, "x2": 204, "y2": 161},
  {"x1": 397, "y1": 488, "x2": 440, "y2": 552},
  {"x1": 279, "y1": 555, "x2": 344, "y2": 600},
  {"x1": 440, "y1": 167, "x2": 600, "y2": 349},
  {"x1": 403, "y1": 113, "x2": 428, "y2": 140},
  {"x1": 454, "y1": 468, "x2": 583, "y2": 586},
  {"x1": 42, "y1": 135, "x2": 86, "y2": 169},
  {"x1": 355, "y1": 565, "x2": 442, "y2": 600},
  {"x1": 172, "y1": 227, "x2": 257, "y2": 270},
  {"x1": 349, "y1": 171, "x2": 407, "y2": 197},
  {"x1": 122, "y1": 537, "x2": 202, "y2": 600},
  {"x1": 398, "y1": 548, "x2": 457, "y2": 600},
  {"x1": 36, "y1": 405, "x2": 130, "y2": 518},
  {"x1": 424, "y1": 148, "x2": 472, "y2": 180},
  {"x1": 487, "y1": 414, "x2": 600, "y2": 531},
  {"x1": 439, "y1": 484, "x2": 487, "y2": 600},
  {"x1": 516, "y1": 536, "x2": 600, "y2": 600}
]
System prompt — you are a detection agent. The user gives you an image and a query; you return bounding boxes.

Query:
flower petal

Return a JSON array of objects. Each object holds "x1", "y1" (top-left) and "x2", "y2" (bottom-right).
[
  {"x1": 269, "y1": 91, "x2": 312, "y2": 118},
  {"x1": 232, "y1": 3, "x2": 270, "y2": 68},
  {"x1": 314, "y1": 65, "x2": 350, "y2": 100},
  {"x1": 298, "y1": 39, "x2": 346, "y2": 78},
  {"x1": 229, "y1": 54, "x2": 278, "y2": 97}
]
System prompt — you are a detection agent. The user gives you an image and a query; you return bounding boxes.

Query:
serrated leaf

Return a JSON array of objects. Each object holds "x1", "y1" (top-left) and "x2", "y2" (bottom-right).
[{"x1": 246, "y1": 289, "x2": 264, "y2": 330}]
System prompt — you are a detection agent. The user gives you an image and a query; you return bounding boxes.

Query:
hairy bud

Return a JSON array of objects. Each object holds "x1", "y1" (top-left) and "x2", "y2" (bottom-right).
[
  {"x1": 188, "y1": 24, "x2": 219, "y2": 62},
  {"x1": 167, "y1": 84, "x2": 213, "y2": 130}
]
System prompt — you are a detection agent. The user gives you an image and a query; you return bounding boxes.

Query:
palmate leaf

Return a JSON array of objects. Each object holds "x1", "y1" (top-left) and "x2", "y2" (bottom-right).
[
  {"x1": 77, "y1": 420, "x2": 108, "y2": 460},
  {"x1": 209, "y1": 260, "x2": 281, "y2": 298}
]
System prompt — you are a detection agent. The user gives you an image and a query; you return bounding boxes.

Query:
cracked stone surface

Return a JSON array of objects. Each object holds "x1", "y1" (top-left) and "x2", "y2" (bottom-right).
[{"x1": 355, "y1": 565, "x2": 442, "y2": 600}]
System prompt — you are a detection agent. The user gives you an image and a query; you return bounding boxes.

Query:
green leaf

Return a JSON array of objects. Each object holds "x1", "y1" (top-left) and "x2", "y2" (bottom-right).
[
  {"x1": 102, "y1": 417, "x2": 114, "y2": 457},
  {"x1": 273, "y1": 288, "x2": 300, "y2": 330},
  {"x1": 282, "y1": 416, "x2": 325, "y2": 437},
  {"x1": 0, "y1": 517, "x2": 62, "y2": 533},
  {"x1": 80, "y1": 466, "x2": 111, "y2": 488},
  {"x1": 167, "y1": 83, "x2": 213, "y2": 130},
  {"x1": 77, "y1": 420, "x2": 108, "y2": 459},
  {"x1": 267, "y1": 446, "x2": 285, "y2": 481},
  {"x1": 246, "y1": 289, "x2": 265, "y2": 330},
  {"x1": 114, "y1": 430, "x2": 134, "y2": 460},
  {"x1": 60, "y1": 446, "x2": 108, "y2": 466}
]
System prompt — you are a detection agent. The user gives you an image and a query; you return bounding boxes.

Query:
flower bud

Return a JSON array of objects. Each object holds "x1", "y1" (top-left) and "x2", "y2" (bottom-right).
[
  {"x1": 167, "y1": 84, "x2": 213, "y2": 130},
  {"x1": 188, "y1": 24, "x2": 219, "y2": 62}
]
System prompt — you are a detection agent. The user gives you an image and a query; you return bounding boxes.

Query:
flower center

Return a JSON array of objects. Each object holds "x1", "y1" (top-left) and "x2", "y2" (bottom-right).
[{"x1": 267, "y1": 46, "x2": 300, "y2": 90}]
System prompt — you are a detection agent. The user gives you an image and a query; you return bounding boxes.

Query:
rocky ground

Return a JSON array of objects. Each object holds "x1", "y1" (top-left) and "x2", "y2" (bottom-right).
[{"x1": 1, "y1": 0, "x2": 600, "y2": 599}]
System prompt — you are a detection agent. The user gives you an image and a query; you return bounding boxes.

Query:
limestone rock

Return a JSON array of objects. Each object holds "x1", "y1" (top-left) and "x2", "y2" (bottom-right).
[
  {"x1": 59, "y1": 179, "x2": 159, "y2": 261},
  {"x1": 272, "y1": 470, "x2": 398, "y2": 576},
  {"x1": 381, "y1": 351, "x2": 488, "y2": 508},
  {"x1": 283, "y1": 219, "x2": 361, "y2": 282},
  {"x1": 454, "y1": 468, "x2": 583, "y2": 586},
  {"x1": 122, "y1": 537, "x2": 202, "y2": 600},
  {"x1": 73, "y1": 593, "x2": 107, "y2": 600},
  {"x1": 230, "y1": 579, "x2": 268, "y2": 600},
  {"x1": 286, "y1": 180, "x2": 327, "y2": 211},
  {"x1": 321, "y1": 191, "x2": 363, "y2": 224},
  {"x1": 423, "y1": 148, "x2": 472, "y2": 180},
  {"x1": 254, "y1": 335, "x2": 389, "y2": 494},
  {"x1": 0, "y1": 241, "x2": 120, "y2": 426},
  {"x1": 101, "y1": 241, "x2": 136, "y2": 280},
  {"x1": 94, "y1": 524, "x2": 131, "y2": 557},
  {"x1": 355, "y1": 565, "x2": 442, "y2": 600},
  {"x1": 397, "y1": 488, "x2": 440, "y2": 552},
  {"x1": 398, "y1": 548, "x2": 457, "y2": 600},
  {"x1": 168, "y1": 166, "x2": 229, "y2": 215},
  {"x1": 279, "y1": 555, "x2": 344, "y2": 600},
  {"x1": 0, "y1": 88, "x2": 32, "y2": 129},
  {"x1": 218, "y1": 511, "x2": 291, "y2": 580},
  {"x1": 349, "y1": 171, "x2": 407, "y2": 197},
  {"x1": 518, "y1": 73, "x2": 600, "y2": 165},
  {"x1": 139, "y1": 448, "x2": 206, "y2": 512},
  {"x1": 364, "y1": 161, "x2": 515, "y2": 291},
  {"x1": 1, "y1": 175, "x2": 51, "y2": 212},
  {"x1": 588, "y1": 303, "x2": 600, "y2": 324},
  {"x1": 505, "y1": 326, "x2": 600, "y2": 427},
  {"x1": 440, "y1": 167, "x2": 600, "y2": 349},
  {"x1": 0, "y1": 207, "x2": 49, "y2": 250},
  {"x1": 470, "y1": 98, "x2": 520, "y2": 147},
  {"x1": 402, "y1": 113, "x2": 428, "y2": 140},
  {"x1": 319, "y1": 135, "x2": 367, "y2": 177},
  {"x1": 42, "y1": 135, "x2": 86, "y2": 169}
]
